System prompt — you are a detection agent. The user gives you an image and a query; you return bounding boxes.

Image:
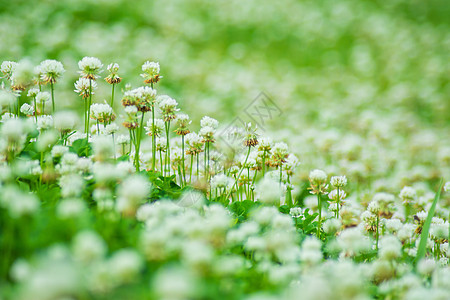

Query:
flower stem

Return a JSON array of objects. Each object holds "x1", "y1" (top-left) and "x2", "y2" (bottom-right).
[
  {"x1": 151, "y1": 104, "x2": 156, "y2": 171},
  {"x1": 86, "y1": 79, "x2": 92, "y2": 141},
  {"x1": 376, "y1": 215, "x2": 380, "y2": 251},
  {"x1": 226, "y1": 146, "x2": 251, "y2": 200},
  {"x1": 135, "y1": 112, "x2": 145, "y2": 172},
  {"x1": 33, "y1": 97, "x2": 38, "y2": 123},
  {"x1": 317, "y1": 193, "x2": 321, "y2": 238},
  {"x1": 111, "y1": 83, "x2": 115, "y2": 108},
  {"x1": 50, "y1": 81, "x2": 55, "y2": 114},
  {"x1": 182, "y1": 135, "x2": 186, "y2": 186}
]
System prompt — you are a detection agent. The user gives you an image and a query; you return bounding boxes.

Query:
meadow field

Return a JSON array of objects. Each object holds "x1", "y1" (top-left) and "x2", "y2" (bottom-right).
[{"x1": 0, "y1": 0, "x2": 449, "y2": 299}]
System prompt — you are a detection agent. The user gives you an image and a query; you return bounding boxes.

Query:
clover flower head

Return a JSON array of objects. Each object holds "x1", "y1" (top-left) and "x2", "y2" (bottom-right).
[
  {"x1": 90, "y1": 103, "x2": 115, "y2": 123},
  {"x1": 36, "y1": 91, "x2": 51, "y2": 104},
  {"x1": 1, "y1": 61, "x2": 17, "y2": 80},
  {"x1": 38, "y1": 59, "x2": 65, "y2": 83},
  {"x1": 331, "y1": 175, "x2": 347, "y2": 188},
  {"x1": 105, "y1": 63, "x2": 121, "y2": 84},
  {"x1": 158, "y1": 95, "x2": 179, "y2": 121},
  {"x1": 74, "y1": 77, "x2": 97, "y2": 98},
  {"x1": 140, "y1": 61, "x2": 161, "y2": 83},
  {"x1": 200, "y1": 116, "x2": 219, "y2": 129},
  {"x1": 78, "y1": 56, "x2": 103, "y2": 79}
]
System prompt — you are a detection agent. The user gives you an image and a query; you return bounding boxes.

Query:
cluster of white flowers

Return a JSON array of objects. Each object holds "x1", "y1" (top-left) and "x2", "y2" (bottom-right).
[{"x1": 37, "y1": 59, "x2": 65, "y2": 83}]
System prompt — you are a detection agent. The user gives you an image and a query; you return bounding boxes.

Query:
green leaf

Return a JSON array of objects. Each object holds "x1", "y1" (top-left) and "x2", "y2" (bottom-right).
[
  {"x1": 70, "y1": 138, "x2": 92, "y2": 157},
  {"x1": 415, "y1": 180, "x2": 444, "y2": 265}
]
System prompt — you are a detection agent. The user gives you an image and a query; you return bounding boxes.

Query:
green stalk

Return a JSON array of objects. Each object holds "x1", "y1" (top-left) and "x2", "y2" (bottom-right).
[
  {"x1": 226, "y1": 146, "x2": 251, "y2": 200},
  {"x1": 182, "y1": 135, "x2": 186, "y2": 185},
  {"x1": 336, "y1": 187, "x2": 340, "y2": 218},
  {"x1": 165, "y1": 120, "x2": 171, "y2": 176},
  {"x1": 415, "y1": 180, "x2": 444, "y2": 266},
  {"x1": 317, "y1": 193, "x2": 321, "y2": 238},
  {"x1": 204, "y1": 143, "x2": 207, "y2": 180},
  {"x1": 189, "y1": 154, "x2": 194, "y2": 184},
  {"x1": 86, "y1": 79, "x2": 92, "y2": 141},
  {"x1": 207, "y1": 141, "x2": 210, "y2": 182},
  {"x1": 197, "y1": 153, "x2": 200, "y2": 180},
  {"x1": 33, "y1": 97, "x2": 38, "y2": 122},
  {"x1": 376, "y1": 215, "x2": 380, "y2": 251},
  {"x1": 135, "y1": 112, "x2": 145, "y2": 172},
  {"x1": 262, "y1": 150, "x2": 266, "y2": 176},
  {"x1": 50, "y1": 81, "x2": 55, "y2": 114},
  {"x1": 151, "y1": 105, "x2": 156, "y2": 170},
  {"x1": 160, "y1": 149, "x2": 163, "y2": 174},
  {"x1": 286, "y1": 174, "x2": 293, "y2": 208},
  {"x1": 111, "y1": 83, "x2": 115, "y2": 108}
]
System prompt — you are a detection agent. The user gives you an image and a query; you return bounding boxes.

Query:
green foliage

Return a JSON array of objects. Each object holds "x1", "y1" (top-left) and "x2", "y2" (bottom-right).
[
  {"x1": 70, "y1": 138, "x2": 92, "y2": 157},
  {"x1": 415, "y1": 180, "x2": 444, "y2": 266}
]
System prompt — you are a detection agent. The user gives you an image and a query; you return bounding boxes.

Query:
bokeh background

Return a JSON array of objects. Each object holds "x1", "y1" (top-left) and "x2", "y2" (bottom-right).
[{"x1": 1, "y1": 0, "x2": 449, "y2": 190}]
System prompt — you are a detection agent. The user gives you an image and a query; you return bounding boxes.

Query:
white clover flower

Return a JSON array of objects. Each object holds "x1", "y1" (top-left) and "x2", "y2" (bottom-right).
[
  {"x1": 144, "y1": 118, "x2": 164, "y2": 138},
  {"x1": 284, "y1": 154, "x2": 299, "y2": 173},
  {"x1": 53, "y1": 111, "x2": 77, "y2": 132},
  {"x1": 27, "y1": 88, "x2": 39, "y2": 98},
  {"x1": 107, "y1": 63, "x2": 119, "y2": 73},
  {"x1": 38, "y1": 59, "x2": 65, "y2": 83},
  {"x1": 309, "y1": 169, "x2": 327, "y2": 183},
  {"x1": 116, "y1": 175, "x2": 152, "y2": 216},
  {"x1": 36, "y1": 130, "x2": 58, "y2": 152},
  {"x1": 417, "y1": 258, "x2": 436, "y2": 276},
  {"x1": 20, "y1": 103, "x2": 34, "y2": 116},
  {"x1": 140, "y1": 61, "x2": 161, "y2": 83},
  {"x1": 185, "y1": 132, "x2": 203, "y2": 154},
  {"x1": 6, "y1": 191, "x2": 39, "y2": 218},
  {"x1": 116, "y1": 134, "x2": 130, "y2": 145},
  {"x1": 385, "y1": 218, "x2": 403, "y2": 233},
  {"x1": 57, "y1": 198, "x2": 86, "y2": 219},
  {"x1": 109, "y1": 249, "x2": 143, "y2": 283},
  {"x1": 379, "y1": 235, "x2": 402, "y2": 260},
  {"x1": 1, "y1": 119, "x2": 26, "y2": 143},
  {"x1": 199, "y1": 125, "x2": 215, "y2": 141},
  {"x1": 323, "y1": 218, "x2": 341, "y2": 234},
  {"x1": 255, "y1": 176, "x2": 282, "y2": 205},
  {"x1": 158, "y1": 95, "x2": 179, "y2": 121},
  {"x1": 124, "y1": 105, "x2": 138, "y2": 115},
  {"x1": 153, "y1": 267, "x2": 196, "y2": 300},
  {"x1": 10, "y1": 259, "x2": 31, "y2": 282},
  {"x1": 10, "y1": 59, "x2": 34, "y2": 88},
  {"x1": 399, "y1": 186, "x2": 417, "y2": 204},
  {"x1": 331, "y1": 175, "x2": 347, "y2": 188},
  {"x1": 258, "y1": 137, "x2": 273, "y2": 151},
  {"x1": 337, "y1": 227, "x2": 371, "y2": 257},
  {"x1": 176, "y1": 113, "x2": 190, "y2": 127},
  {"x1": 78, "y1": 56, "x2": 103, "y2": 79},
  {"x1": 200, "y1": 116, "x2": 219, "y2": 129},
  {"x1": 76, "y1": 157, "x2": 92, "y2": 173},
  {"x1": 444, "y1": 181, "x2": 450, "y2": 192},
  {"x1": 1, "y1": 61, "x2": 17, "y2": 80},
  {"x1": 36, "y1": 115, "x2": 53, "y2": 131},
  {"x1": 299, "y1": 236, "x2": 322, "y2": 265},
  {"x1": 328, "y1": 189, "x2": 347, "y2": 201},
  {"x1": 90, "y1": 103, "x2": 114, "y2": 123},
  {"x1": 59, "y1": 174, "x2": 84, "y2": 198},
  {"x1": 289, "y1": 207, "x2": 302, "y2": 218},
  {"x1": 0, "y1": 89, "x2": 16, "y2": 107},
  {"x1": 210, "y1": 174, "x2": 233, "y2": 190},
  {"x1": 430, "y1": 222, "x2": 448, "y2": 240},
  {"x1": 74, "y1": 77, "x2": 97, "y2": 98},
  {"x1": 35, "y1": 91, "x2": 51, "y2": 104},
  {"x1": 72, "y1": 230, "x2": 107, "y2": 263},
  {"x1": 104, "y1": 122, "x2": 119, "y2": 135}
]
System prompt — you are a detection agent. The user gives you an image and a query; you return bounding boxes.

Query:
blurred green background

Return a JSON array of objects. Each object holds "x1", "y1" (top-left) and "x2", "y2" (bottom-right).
[{"x1": 1, "y1": 0, "x2": 449, "y2": 185}]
